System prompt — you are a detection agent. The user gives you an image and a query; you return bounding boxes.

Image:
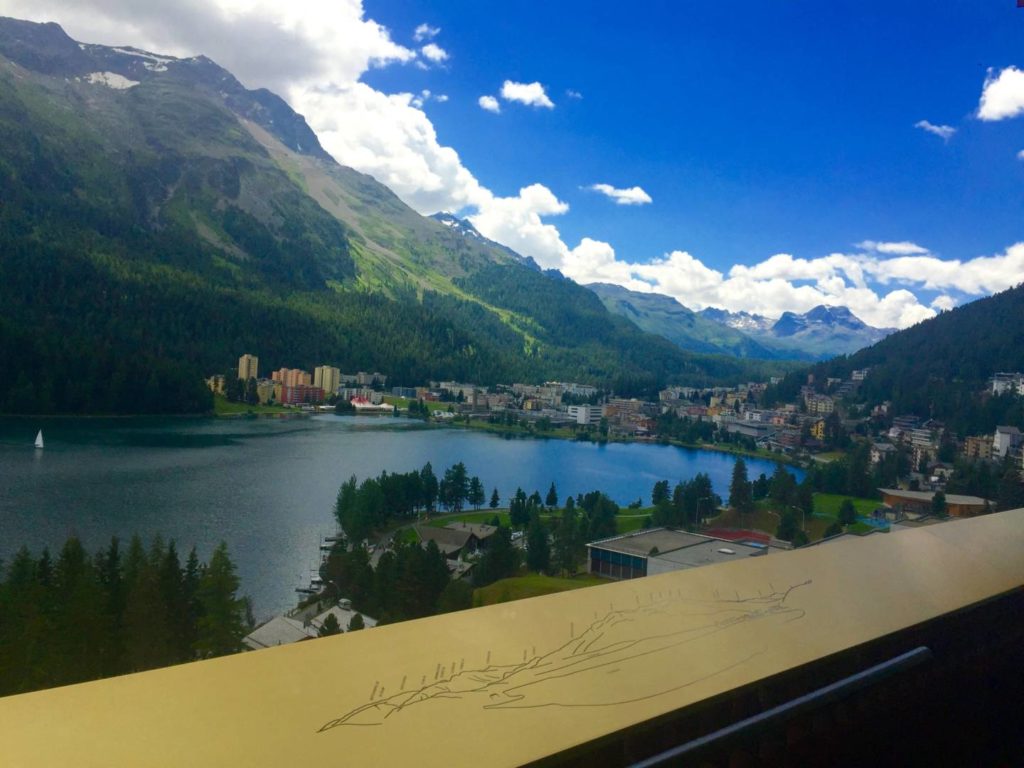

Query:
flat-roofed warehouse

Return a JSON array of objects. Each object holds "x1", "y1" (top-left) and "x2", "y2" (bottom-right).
[
  {"x1": 879, "y1": 488, "x2": 991, "y2": 518},
  {"x1": 587, "y1": 528, "x2": 769, "y2": 580}
]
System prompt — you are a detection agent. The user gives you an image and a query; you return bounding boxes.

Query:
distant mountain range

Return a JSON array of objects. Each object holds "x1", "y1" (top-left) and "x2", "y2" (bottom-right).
[
  {"x1": 589, "y1": 283, "x2": 894, "y2": 361},
  {"x1": 587, "y1": 283, "x2": 784, "y2": 359},
  {"x1": 0, "y1": 17, "x2": 793, "y2": 414}
]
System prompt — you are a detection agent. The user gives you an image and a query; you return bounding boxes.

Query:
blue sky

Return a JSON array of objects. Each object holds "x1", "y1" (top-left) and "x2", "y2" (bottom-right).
[
  {"x1": 364, "y1": 1, "x2": 1023, "y2": 270},
  {"x1": 4, "y1": 0, "x2": 1023, "y2": 327}
]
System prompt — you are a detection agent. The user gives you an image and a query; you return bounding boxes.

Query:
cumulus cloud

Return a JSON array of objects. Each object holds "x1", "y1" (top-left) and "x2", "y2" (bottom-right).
[
  {"x1": 565, "y1": 89, "x2": 583, "y2": 99},
  {"x1": 914, "y1": 119, "x2": 955, "y2": 141},
  {"x1": 413, "y1": 22, "x2": 440, "y2": 41},
  {"x1": 419, "y1": 43, "x2": 448, "y2": 63},
  {"x1": 1018, "y1": 149, "x2": 1024, "y2": 161},
  {"x1": 478, "y1": 95, "x2": 500, "y2": 113},
  {"x1": 500, "y1": 80, "x2": 554, "y2": 108},
  {"x1": 978, "y1": 66, "x2": 1024, "y2": 121},
  {"x1": 589, "y1": 183, "x2": 653, "y2": 206}
]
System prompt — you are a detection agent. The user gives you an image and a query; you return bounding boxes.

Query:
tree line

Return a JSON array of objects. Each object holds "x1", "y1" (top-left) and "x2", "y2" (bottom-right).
[
  {"x1": 0, "y1": 536, "x2": 250, "y2": 697},
  {"x1": 334, "y1": 462, "x2": 488, "y2": 543}
]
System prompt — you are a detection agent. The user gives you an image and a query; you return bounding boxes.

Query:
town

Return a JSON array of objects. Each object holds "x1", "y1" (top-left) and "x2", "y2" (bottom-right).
[{"x1": 211, "y1": 354, "x2": 1024, "y2": 514}]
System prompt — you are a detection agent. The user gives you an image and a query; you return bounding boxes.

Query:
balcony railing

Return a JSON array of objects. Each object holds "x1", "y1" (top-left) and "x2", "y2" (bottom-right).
[{"x1": 1, "y1": 509, "x2": 1023, "y2": 767}]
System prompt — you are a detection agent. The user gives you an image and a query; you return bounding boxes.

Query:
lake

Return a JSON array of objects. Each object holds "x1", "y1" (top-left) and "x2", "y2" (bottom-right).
[{"x1": 0, "y1": 416, "x2": 797, "y2": 619}]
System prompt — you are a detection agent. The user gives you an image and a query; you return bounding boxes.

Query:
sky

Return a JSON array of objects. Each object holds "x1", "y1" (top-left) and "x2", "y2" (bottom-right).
[{"x1": 2, "y1": 0, "x2": 1023, "y2": 329}]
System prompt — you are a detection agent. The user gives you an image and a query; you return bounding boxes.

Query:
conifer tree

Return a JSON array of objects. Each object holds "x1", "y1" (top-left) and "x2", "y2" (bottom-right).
[
  {"x1": 194, "y1": 543, "x2": 247, "y2": 658},
  {"x1": 526, "y1": 511, "x2": 551, "y2": 574}
]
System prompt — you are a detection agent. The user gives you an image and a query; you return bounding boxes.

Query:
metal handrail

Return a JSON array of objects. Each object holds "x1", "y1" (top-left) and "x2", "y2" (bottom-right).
[{"x1": 630, "y1": 646, "x2": 933, "y2": 767}]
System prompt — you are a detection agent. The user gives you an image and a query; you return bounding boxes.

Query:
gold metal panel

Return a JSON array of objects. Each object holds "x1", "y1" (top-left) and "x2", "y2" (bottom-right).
[{"x1": 2, "y1": 509, "x2": 1023, "y2": 767}]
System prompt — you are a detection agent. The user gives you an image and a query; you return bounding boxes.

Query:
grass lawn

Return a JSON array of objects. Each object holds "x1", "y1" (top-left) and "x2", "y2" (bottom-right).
[
  {"x1": 812, "y1": 493, "x2": 881, "y2": 518},
  {"x1": 812, "y1": 452, "x2": 846, "y2": 463},
  {"x1": 616, "y1": 515, "x2": 649, "y2": 534},
  {"x1": 427, "y1": 510, "x2": 511, "y2": 528},
  {"x1": 473, "y1": 573, "x2": 610, "y2": 607},
  {"x1": 212, "y1": 394, "x2": 291, "y2": 416},
  {"x1": 708, "y1": 503, "x2": 781, "y2": 536}
]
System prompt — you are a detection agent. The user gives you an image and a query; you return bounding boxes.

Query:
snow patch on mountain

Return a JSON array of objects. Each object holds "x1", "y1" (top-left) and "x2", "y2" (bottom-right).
[{"x1": 84, "y1": 71, "x2": 138, "y2": 89}]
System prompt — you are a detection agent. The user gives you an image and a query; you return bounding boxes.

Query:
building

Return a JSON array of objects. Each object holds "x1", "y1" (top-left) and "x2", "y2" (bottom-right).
[
  {"x1": 279, "y1": 384, "x2": 324, "y2": 405},
  {"x1": 870, "y1": 442, "x2": 897, "y2": 465},
  {"x1": 587, "y1": 528, "x2": 767, "y2": 580},
  {"x1": 415, "y1": 523, "x2": 498, "y2": 559},
  {"x1": 392, "y1": 386, "x2": 417, "y2": 399},
  {"x1": 314, "y1": 365, "x2": 341, "y2": 396},
  {"x1": 567, "y1": 404, "x2": 601, "y2": 426},
  {"x1": 272, "y1": 368, "x2": 311, "y2": 387},
  {"x1": 879, "y1": 488, "x2": 991, "y2": 518},
  {"x1": 851, "y1": 368, "x2": 869, "y2": 381},
  {"x1": 242, "y1": 600, "x2": 377, "y2": 650},
  {"x1": 962, "y1": 435, "x2": 993, "y2": 461},
  {"x1": 991, "y1": 372, "x2": 1024, "y2": 396},
  {"x1": 993, "y1": 425, "x2": 1023, "y2": 459},
  {"x1": 205, "y1": 375, "x2": 226, "y2": 395},
  {"x1": 805, "y1": 395, "x2": 835, "y2": 416},
  {"x1": 810, "y1": 418, "x2": 826, "y2": 441},
  {"x1": 237, "y1": 354, "x2": 259, "y2": 382},
  {"x1": 255, "y1": 380, "x2": 276, "y2": 405}
]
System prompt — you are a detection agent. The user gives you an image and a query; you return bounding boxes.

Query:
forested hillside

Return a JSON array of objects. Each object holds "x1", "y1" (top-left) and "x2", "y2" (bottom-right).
[
  {"x1": 765, "y1": 283, "x2": 1024, "y2": 435},
  {"x1": 0, "y1": 18, "x2": 786, "y2": 414}
]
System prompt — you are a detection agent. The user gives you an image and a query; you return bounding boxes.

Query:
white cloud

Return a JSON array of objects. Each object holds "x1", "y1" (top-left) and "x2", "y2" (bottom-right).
[
  {"x1": 410, "y1": 89, "x2": 446, "y2": 108},
  {"x1": 914, "y1": 119, "x2": 955, "y2": 141},
  {"x1": 1017, "y1": 149, "x2": 1024, "y2": 161},
  {"x1": 589, "y1": 183, "x2": 653, "y2": 206},
  {"x1": 419, "y1": 43, "x2": 448, "y2": 63},
  {"x1": 413, "y1": 22, "x2": 440, "y2": 42},
  {"x1": 931, "y1": 295, "x2": 957, "y2": 312},
  {"x1": 500, "y1": 80, "x2": 554, "y2": 108},
  {"x1": 978, "y1": 66, "x2": 1024, "y2": 121},
  {"x1": 565, "y1": 89, "x2": 582, "y2": 99},
  {"x1": 857, "y1": 240, "x2": 930, "y2": 256},
  {"x1": 468, "y1": 184, "x2": 570, "y2": 269},
  {"x1": 478, "y1": 95, "x2": 500, "y2": 113}
]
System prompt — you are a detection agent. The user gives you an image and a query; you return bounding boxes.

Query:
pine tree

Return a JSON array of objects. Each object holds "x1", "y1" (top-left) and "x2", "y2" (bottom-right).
[
  {"x1": 545, "y1": 482, "x2": 559, "y2": 508},
  {"x1": 468, "y1": 476, "x2": 485, "y2": 509},
  {"x1": 553, "y1": 503, "x2": 579, "y2": 576},
  {"x1": 348, "y1": 613, "x2": 365, "y2": 632},
  {"x1": 525, "y1": 511, "x2": 551, "y2": 574},
  {"x1": 489, "y1": 488, "x2": 500, "y2": 509},
  {"x1": 194, "y1": 543, "x2": 247, "y2": 658},
  {"x1": 729, "y1": 459, "x2": 754, "y2": 515},
  {"x1": 319, "y1": 613, "x2": 342, "y2": 636},
  {"x1": 838, "y1": 498, "x2": 858, "y2": 526}
]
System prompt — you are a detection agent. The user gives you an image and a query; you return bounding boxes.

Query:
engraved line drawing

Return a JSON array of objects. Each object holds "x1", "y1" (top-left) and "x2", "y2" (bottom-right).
[{"x1": 317, "y1": 581, "x2": 810, "y2": 731}]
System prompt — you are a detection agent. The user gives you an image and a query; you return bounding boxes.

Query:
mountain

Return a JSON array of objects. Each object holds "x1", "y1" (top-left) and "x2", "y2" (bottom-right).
[
  {"x1": 699, "y1": 305, "x2": 893, "y2": 360},
  {"x1": 429, "y1": 212, "x2": 540, "y2": 271},
  {"x1": 698, "y1": 307, "x2": 776, "y2": 335},
  {"x1": 766, "y1": 284, "x2": 1024, "y2": 436},
  {"x1": 589, "y1": 281, "x2": 889, "y2": 362},
  {"x1": 587, "y1": 283, "x2": 785, "y2": 359},
  {"x1": 0, "y1": 18, "x2": 788, "y2": 414}
]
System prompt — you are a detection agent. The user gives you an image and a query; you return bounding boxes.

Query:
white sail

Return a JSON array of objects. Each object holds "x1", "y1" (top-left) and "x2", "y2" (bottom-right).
[{"x1": 34, "y1": 430, "x2": 44, "y2": 449}]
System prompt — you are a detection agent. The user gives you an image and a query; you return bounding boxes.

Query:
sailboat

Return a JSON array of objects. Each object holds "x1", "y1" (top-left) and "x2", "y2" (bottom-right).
[{"x1": 34, "y1": 430, "x2": 44, "y2": 449}]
